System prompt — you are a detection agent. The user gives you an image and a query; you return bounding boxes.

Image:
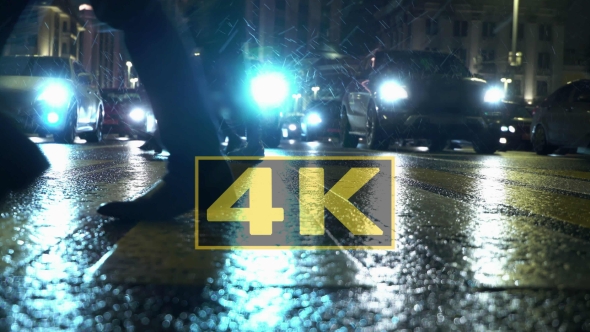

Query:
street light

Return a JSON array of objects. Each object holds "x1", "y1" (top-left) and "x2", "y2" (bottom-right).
[
  {"x1": 509, "y1": 0, "x2": 522, "y2": 66},
  {"x1": 292, "y1": 93, "x2": 301, "y2": 112},
  {"x1": 311, "y1": 86, "x2": 320, "y2": 100},
  {"x1": 501, "y1": 77, "x2": 513, "y2": 94},
  {"x1": 126, "y1": 61, "x2": 132, "y2": 88},
  {"x1": 130, "y1": 77, "x2": 139, "y2": 89}
]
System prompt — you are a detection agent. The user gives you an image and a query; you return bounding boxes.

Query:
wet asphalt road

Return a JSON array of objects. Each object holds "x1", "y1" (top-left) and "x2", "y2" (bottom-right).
[{"x1": 2, "y1": 137, "x2": 590, "y2": 331}]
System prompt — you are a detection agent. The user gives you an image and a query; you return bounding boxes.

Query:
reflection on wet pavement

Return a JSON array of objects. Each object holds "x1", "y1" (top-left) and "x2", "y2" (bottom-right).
[{"x1": 1, "y1": 139, "x2": 590, "y2": 330}]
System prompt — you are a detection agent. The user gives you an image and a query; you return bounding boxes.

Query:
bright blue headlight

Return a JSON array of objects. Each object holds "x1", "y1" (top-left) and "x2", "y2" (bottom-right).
[
  {"x1": 307, "y1": 113, "x2": 322, "y2": 125},
  {"x1": 37, "y1": 83, "x2": 70, "y2": 107},
  {"x1": 251, "y1": 72, "x2": 289, "y2": 108},
  {"x1": 47, "y1": 112, "x2": 59, "y2": 124}
]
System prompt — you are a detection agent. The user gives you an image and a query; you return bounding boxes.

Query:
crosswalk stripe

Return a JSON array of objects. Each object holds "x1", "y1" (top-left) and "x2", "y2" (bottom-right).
[
  {"x1": 95, "y1": 221, "x2": 373, "y2": 287},
  {"x1": 401, "y1": 167, "x2": 590, "y2": 229}
]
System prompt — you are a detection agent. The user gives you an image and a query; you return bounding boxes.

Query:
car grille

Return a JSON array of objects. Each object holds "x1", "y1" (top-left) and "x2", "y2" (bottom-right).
[{"x1": 420, "y1": 85, "x2": 483, "y2": 116}]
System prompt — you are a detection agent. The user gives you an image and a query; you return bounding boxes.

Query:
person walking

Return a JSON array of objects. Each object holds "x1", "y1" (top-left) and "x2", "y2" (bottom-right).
[{"x1": 91, "y1": 0, "x2": 236, "y2": 220}]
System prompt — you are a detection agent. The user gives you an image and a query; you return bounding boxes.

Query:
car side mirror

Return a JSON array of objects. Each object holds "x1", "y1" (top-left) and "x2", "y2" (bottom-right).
[{"x1": 78, "y1": 73, "x2": 92, "y2": 86}]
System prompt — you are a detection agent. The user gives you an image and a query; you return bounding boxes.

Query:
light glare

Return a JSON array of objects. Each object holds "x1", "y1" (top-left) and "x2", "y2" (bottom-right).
[
  {"x1": 379, "y1": 81, "x2": 408, "y2": 102},
  {"x1": 129, "y1": 108, "x2": 145, "y2": 122},
  {"x1": 38, "y1": 84, "x2": 69, "y2": 107},
  {"x1": 484, "y1": 88, "x2": 504, "y2": 103},
  {"x1": 47, "y1": 112, "x2": 59, "y2": 124},
  {"x1": 251, "y1": 72, "x2": 289, "y2": 108},
  {"x1": 307, "y1": 113, "x2": 322, "y2": 125}
]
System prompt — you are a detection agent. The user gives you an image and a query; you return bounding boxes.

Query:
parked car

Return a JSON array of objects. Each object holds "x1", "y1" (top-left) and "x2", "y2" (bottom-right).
[
  {"x1": 498, "y1": 101, "x2": 533, "y2": 151},
  {"x1": 340, "y1": 50, "x2": 504, "y2": 154},
  {"x1": 0, "y1": 55, "x2": 104, "y2": 143},
  {"x1": 101, "y1": 88, "x2": 157, "y2": 139},
  {"x1": 300, "y1": 99, "x2": 340, "y2": 141},
  {"x1": 281, "y1": 113, "x2": 303, "y2": 140},
  {"x1": 531, "y1": 79, "x2": 590, "y2": 155}
]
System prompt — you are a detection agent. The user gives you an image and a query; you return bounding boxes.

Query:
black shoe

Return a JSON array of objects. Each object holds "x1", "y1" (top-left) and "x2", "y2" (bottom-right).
[
  {"x1": 97, "y1": 160, "x2": 234, "y2": 220},
  {"x1": 138, "y1": 140, "x2": 153, "y2": 151},
  {"x1": 224, "y1": 136, "x2": 244, "y2": 154},
  {"x1": 139, "y1": 139, "x2": 163, "y2": 154},
  {"x1": 97, "y1": 180, "x2": 194, "y2": 220}
]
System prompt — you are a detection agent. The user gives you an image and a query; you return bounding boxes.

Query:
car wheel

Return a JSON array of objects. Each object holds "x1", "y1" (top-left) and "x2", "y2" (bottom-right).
[
  {"x1": 366, "y1": 104, "x2": 389, "y2": 150},
  {"x1": 532, "y1": 125, "x2": 556, "y2": 155},
  {"x1": 427, "y1": 139, "x2": 447, "y2": 152},
  {"x1": 263, "y1": 128, "x2": 281, "y2": 148},
  {"x1": 340, "y1": 110, "x2": 359, "y2": 148},
  {"x1": 472, "y1": 134, "x2": 499, "y2": 155},
  {"x1": 53, "y1": 110, "x2": 77, "y2": 144},
  {"x1": 81, "y1": 111, "x2": 103, "y2": 143}
]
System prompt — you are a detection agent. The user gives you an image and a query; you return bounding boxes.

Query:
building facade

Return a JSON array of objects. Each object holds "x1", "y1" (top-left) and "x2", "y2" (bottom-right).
[
  {"x1": 377, "y1": 0, "x2": 569, "y2": 103},
  {"x1": 1, "y1": 1, "x2": 127, "y2": 89},
  {"x1": 78, "y1": 6, "x2": 126, "y2": 89},
  {"x1": 2, "y1": 0, "x2": 84, "y2": 61}
]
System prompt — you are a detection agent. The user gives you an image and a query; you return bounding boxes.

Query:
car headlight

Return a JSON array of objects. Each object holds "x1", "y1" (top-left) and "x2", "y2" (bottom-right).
[
  {"x1": 484, "y1": 88, "x2": 504, "y2": 103},
  {"x1": 501, "y1": 126, "x2": 508, "y2": 132},
  {"x1": 37, "y1": 84, "x2": 70, "y2": 107},
  {"x1": 129, "y1": 108, "x2": 145, "y2": 122},
  {"x1": 509, "y1": 125, "x2": 516, "y2": 133},
  {"x1": 288, "y1": 124, "x2": 297, "y2": 131},
  {"x1": 379, "y1": 81, "x2": 408, "y2": 102},
  {"x1": 307, "y1": 113, "x2": 322, "y2": 125},
  {"x1": 47, "y1": 112, "x2": 59, "y2": 124},
  {"x1": 251, "y1": 72, "x2": 289, "y2": 108}
]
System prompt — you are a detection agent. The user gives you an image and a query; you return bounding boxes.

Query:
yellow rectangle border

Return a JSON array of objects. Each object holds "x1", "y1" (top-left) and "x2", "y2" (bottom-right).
[{"x1": 195, "y1": 156, "x2": 395, "y2": 250}]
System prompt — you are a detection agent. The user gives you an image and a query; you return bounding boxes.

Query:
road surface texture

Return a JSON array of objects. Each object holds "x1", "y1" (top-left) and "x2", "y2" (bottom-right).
[{"x1": 1, "y1": 137, "x2": 590, "y2": 331}]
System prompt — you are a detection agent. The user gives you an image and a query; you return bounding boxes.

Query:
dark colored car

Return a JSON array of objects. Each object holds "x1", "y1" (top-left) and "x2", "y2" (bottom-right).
[
  {"x1": 340, "y1": 50, "x2": 505, "y2": 154},
  {"x1": 531, "y1": 79, "x2": 590, "y2": 155},
  {"x1": 281, "y1": 113, "x2": 303, "y2": 140},
  {"x1": 300, "y1": 99, "x2": 341, "y2": 141},
  {"x1": 498, "y1": 101, "x2": 533, "y2": 151},
  {"x1": 101, "y1": 88, "x2": 157, "y2": 139}
]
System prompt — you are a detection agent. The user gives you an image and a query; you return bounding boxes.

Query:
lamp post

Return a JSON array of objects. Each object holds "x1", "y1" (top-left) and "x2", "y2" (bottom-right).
[
  {"x1": 501, "y1": 77, "x2": 513, "y2": 94},
  {"x1": 292, "y1": 93, "x2": 301, "y2": 112},
  {"x1": 311, "y1": 86, "x2": 320, "y2": 100},
  {"x1": 130, "y1": 78, "x2": 139, "y2": 89},
  {"x1": 126, "y1": 61, "x2": 132, "y2": 88},
  {"x1": 509, "y1": 0, "x2": 522, "y2": 66}
]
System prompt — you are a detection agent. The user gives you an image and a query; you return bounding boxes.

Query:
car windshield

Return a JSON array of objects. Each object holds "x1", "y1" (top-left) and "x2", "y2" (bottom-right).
[
  {"x1": 377, "y1": 52, "x2": 472, "y2": 78},
  {"x1": 0, "y1": 56, "x2": 70, "y2": 78},
  {"x1": 103, "y1": 92, "x2": 143, "y2": 104}
]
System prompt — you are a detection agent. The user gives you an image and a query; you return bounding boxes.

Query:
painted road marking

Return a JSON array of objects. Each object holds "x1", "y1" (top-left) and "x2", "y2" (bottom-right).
[{"x1": 402, "y1": 167, "x2": 590, "y2": 229}]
